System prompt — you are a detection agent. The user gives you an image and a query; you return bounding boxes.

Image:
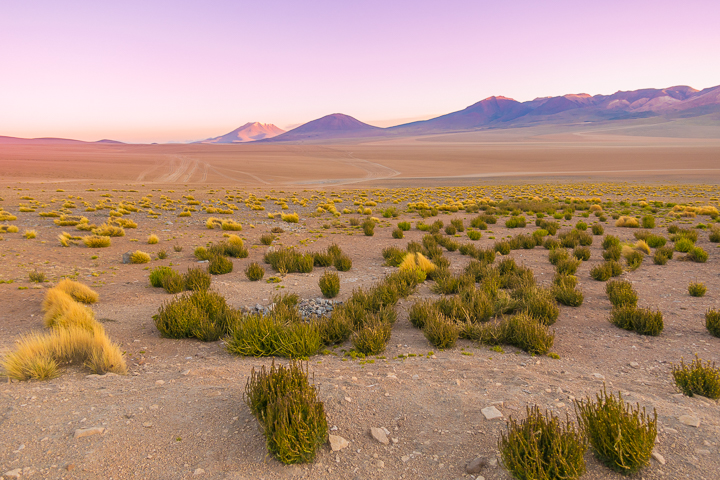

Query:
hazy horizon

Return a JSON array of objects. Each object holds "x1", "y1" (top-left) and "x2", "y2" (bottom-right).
[{"x1": 2, "y1": 0, "x2": 719, "y2": 143}]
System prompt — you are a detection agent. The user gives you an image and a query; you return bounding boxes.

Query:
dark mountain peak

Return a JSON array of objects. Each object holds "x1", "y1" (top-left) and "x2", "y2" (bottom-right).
[{"x1": 268, "y1": 113, "x2": 382, "y2": 142}]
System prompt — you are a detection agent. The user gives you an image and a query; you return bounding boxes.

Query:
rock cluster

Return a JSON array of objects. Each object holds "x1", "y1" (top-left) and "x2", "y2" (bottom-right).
[{"x1": 241, "y1": 297, "x2": 341, "y2": 318}]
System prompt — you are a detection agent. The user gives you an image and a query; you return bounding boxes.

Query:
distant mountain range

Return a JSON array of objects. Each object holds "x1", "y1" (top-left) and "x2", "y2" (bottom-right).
[
  {"x1": 263, "y1": 84, "x2": 720, "y2": 142},
  {"x1": 198, "y1": 122, "x2": 285, "y2": 143},
  {"x1": 0, "y1": 136, "x2": 124, "y2": 145},
  {"x1": 2, "y1": 84, "x2": 718, "y2": 145}
]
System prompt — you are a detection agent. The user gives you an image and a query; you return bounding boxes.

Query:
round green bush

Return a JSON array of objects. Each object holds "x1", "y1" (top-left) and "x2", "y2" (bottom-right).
[
  {"x1": 149, "y1": 266, "x2": 174, "y2": 288},
  {"x1": 334, "y1": 254, "x2": 352, "y2": 272},
  {"x1": 183, "y1": 266, "x2": 211, "y2": 291},
  {"x1": 392, "y1": 228, "x2": 404, "y2": 239},
  {"x1": 319, "y1": 271, "x2": 340, "y2": 298},
  {"x1": 245, "y1": 262, "x2": 265, "y2": 281},
  {"x1": 161, "y1": 271, "x2": 185, "y2": 294},
  {"x1": 208, "y1": 255, "x2": 233, "y2": 275}
]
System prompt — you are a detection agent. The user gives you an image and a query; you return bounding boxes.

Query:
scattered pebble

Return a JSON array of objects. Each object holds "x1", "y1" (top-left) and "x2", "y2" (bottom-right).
[
  {"x1": 329, "y1": 435, "x2": 349, "y2": 451},
  {"x1": 370, "y1": 427, "x2": 389, "y2": 445},
  {"x1": 481, "y1": 406, "x2": 503, "y2": 420},
  {"x1": 74, "y1": 427, "x2": 105, "y2": 439}
]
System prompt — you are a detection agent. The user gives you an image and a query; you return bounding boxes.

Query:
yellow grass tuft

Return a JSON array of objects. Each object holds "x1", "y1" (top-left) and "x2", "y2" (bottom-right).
[
  {"x1": 206, "y1": 217, "x2": 222, "y2": 229},
  {"x1": 50, "y1": 301, "x2": 97, "y2": 331},
  {"x1": 83, "y1": 235, "x2": 111, "y2": 248},
  {"x1": 399, "y1": 252, "x2": 436, "y2": 274},
  {"x1": 221, "y1": 219, "x2": 243, "y2": 231},
  {"x1": 281, "y1": 212, "x2": 299, "y2": 223},
  {"x1": 416, "y1": 253, "x2": 437, "y2": 274},
  {"x1": 399, "y1": 253, "x2": 418, "y2": 271},
  {"x1": 24, "y1": 229, "x2": 37, "y2": 239},
  {"x1": 92, "y1": 223, "x2": 125, "y2": 237},
  {"x1": 147, "y1": 234, "x2": 159, "y2": 244},
  {"x1": 635, "y1": 240, "x2": 651, "y2": 255},
  {"x1": 55, "y1": 279, "x2": 99, "y2": 304},
  {"x1": 130, "y1": 250, "x2": 151, "y2": 264},
  {"x1": 227, "y1": 234, "x2": 244, "y2": 248},
  {"x1": 615, "y1": 216, "x2": 639, "y2": 228},
  {"x1": 42, "y1": 288, "x2": 76, "y2": 326}
]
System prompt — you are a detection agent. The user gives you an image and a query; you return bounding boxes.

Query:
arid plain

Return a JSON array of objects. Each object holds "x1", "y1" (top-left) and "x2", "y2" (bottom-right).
[{"x1": 1, "y1": 126, "x2": 720, "y2": 480}]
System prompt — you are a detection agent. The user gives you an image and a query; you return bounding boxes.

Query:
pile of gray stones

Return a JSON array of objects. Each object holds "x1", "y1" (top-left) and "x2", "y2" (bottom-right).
[{"x1": 241, "y1": 297, "x2": 341, "y2": 318}]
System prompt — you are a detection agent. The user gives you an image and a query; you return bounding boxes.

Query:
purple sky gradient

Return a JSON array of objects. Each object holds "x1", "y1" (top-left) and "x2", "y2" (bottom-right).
[{"x1": 1, "y1": 0, "x2": 719, "y2": 143}]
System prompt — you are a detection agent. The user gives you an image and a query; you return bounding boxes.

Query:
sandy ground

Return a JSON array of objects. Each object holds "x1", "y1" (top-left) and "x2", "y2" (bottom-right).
[
  {"x1": 0, "y1": 182, "x2": 719, "y2": 479},
  {"x1": 2, "y1": 125, "x2": 720, "y2": 187}
]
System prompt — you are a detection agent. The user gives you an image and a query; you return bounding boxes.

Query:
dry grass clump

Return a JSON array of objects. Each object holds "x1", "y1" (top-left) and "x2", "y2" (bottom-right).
[
  {"x1": 83, "y1": 235, "x2": 111, "y2": 248},
  {"x1": 130, "y1": 250, "x2": 151, "y2": 264},
  {"x1": 615, "y1": 216, "x2": 640, "y2": 228},
  {"x1": 244, "y1": 361, "x2": 327, "y2": 464},
  {"x1": 92, "y1": 223, "x2": 125, "y2": 237},
  {"x1": 221, "y1": 219, "x2": 243, "y2": 231},
  {"x1": 281, "y1": 212, "x2": 300, "y2": 223},
  {"x1": 55, "y1": 278, "x2": 99, "y2": 304},
  {"x1": 29, "y1": 271, "x2": 47, "y2": 283},
  {"x1": 575, "y1": 388, "x2": 656, "y2": 475},
  {"x1": 147, "y1": 234, "x2": 159, "y2": 244},
  {"x1": 1, "y1": 283, "x2": 125, "y2": 380},
  {"x1": 672, "y1": 355, "x2": 720, "y2": 400},
  {"x1": 500, "y1": 406, "x2": 587, "y2": 480},
  {"x1": 24, "y1": 229, "x2": 37, "y2": 239}
]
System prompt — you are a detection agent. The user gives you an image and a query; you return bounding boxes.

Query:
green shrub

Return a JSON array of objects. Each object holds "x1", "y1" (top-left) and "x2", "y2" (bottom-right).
[
  {"x1": 502, "y1": 313, "x2": 555, "y2": 355},
  {"x1": 392, "y1": 228, "x2": 404, "y2": 239},
  {"x1": 591, "y1": 224, "x2": 604, "y2": 235},
  {"x1": 244, "y1": 361, "x2": 327, "y2": 464},
  {"x1": 494, "y1": 240, "x2": 511, "y2": 255},
  {"x1": 602, "y1": 235, "x2": 620, "y2": 249},
  {"x1": 709, "y1": 228, "x2": 720, "y2": 243},
  {"x1": 548, "y1": 248, "x2": 569, "y2": 266},
  {"x1": 317, "y1": 312, "x2": 352, "y2": 345},
  {"x1": 575, "y1": 221, "x2": 587, "y2": 231},
  {"x1": 555, "y1": 258, "x2": 580, "y2": 276},
  {"x1": 362, "y1": 219, "x2": 375, "y2": 236},
  {"x1": 319, "y1": 271, "x2": 340, "y2": 298},
  {"x1": 260, "y1": 233, "x2": 275, "y2": 245},
  {"x1": 245, "y1": 262, "x2": 265, "y2": 281},
  {"x1": 689, "y1": 282, "x2": 706, "y2": 297},
  {"x1": 624, "y1": 250, "x2": 643, "y2": 271},
  {"x1": 398, "y1": 221, "x2": 411, "y2": 231},
  {"x1": 157, "y1": 249, "x2": 168, "y2": 260},
  {"x1": 208, "y1": 255, "x2": 233, "y2": 275},
  {"x1": 194, "y1": 246, "x2": 211, "y2": 260},
  {"x1": 409, "y1": 300, "x2": 437, "y2": 329},
  {"x1": 444, "y1": 224, "x2": 456, "y2": 235},
  {"x1": 553, "y1": 284, "x2": 584, "y2": 307},
  {"x1": 334, "y1": 254, "x2": 352, "y2": 271},
  {"x1": 646, "y1": 234, "x2": 666, "y2": 248},
  {"x1": 227, "y1": 313, "x2": 321, "y2": 358},
  {"x1": 606, "y1": 280, "x2": 637, "y2": 307},
  {"x1": 505, "y1": 216, "x2": 527, "y2": 228},
  {"x1": 672, "y1": 355, "x2": 720, "y2": 400},
  {"x1": 674, "y1": 237, "x2": 694, "y2": 252},
  {"x1": 609, "y1": 305, "x2": 663, "y2": 336},
  {"x1": 161, "y1": 271, "x2": 185, "y2": 294},
  {"x1": 423, "y1": 314, "x2": 459, "y2": 349},
  {"x1": 602, "y1": 245, "x2": 621, "y2": 261},
  {"x1": 553, "y1": 273, "x2": 578, "y2": 289},
  {"x1": 686, "y1": 246, "x2": 708, "y2": 263},
  {"x1": 351, "y1": 320, "x2": 391, "y2": 355},
  {"x1": 575, "y1": 388, "x2": 657, "y2": 475},
  {"x1": 707, "y1": 309, "x2": 720, "y2": 337},
  {"x1": 543, "y1": 238, "x2": 560, "y2": 250},
  {"x1": 500, "y1": 405, "x2": 587, "y2": 480},
  {"x1": 573, "y1": 246, "x2": 591, "y2": 261},
  {"x1": 641, "y1": 215, "x2": 655, "y2": 229},
  {"x1": 431, "y1": 272, "x2": 474, "y2": 295},
  {"x1": 590, "y1": 263, "x2": 611, "y2": 281},
  {"x1": 153, "y1": 290, "x2": 236, "y2": 341},
  {"x1": 183, "y1": 266, "x2": 211, "y2": 291},
  {"x1": 467, "y1": 230, "x2": 482, "y2": 241},
  {"x1": 451, "y1": 218, "x2": 464, "y2": 232},
  {"x1": 518, "y1": 288, "x2": 560, "y2": 326},
  {"x1": 149, "y1": 266, "x2": 174, "y2": 287}
]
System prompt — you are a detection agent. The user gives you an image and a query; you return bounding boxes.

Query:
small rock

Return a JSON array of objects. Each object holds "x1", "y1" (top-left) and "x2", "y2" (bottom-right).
[
  {"x1": 74, "y1": 426, "x2": 105, "y2": 439},
  {"x1": 629, "y1": 362, "x2": 640, "y2": 369},
  {"x1": 329, "y1": 435, "x2": 349, "y2": 451},
  {"x1": 465, "y1": 456, "x2": 488, "y2": 474},
  {"x1": 4, "y1": 469, "x2": 22, "y2": 478},
  {"x1": 679, "y1": 415, "x2": 700, "y2": 427},
  {"x1": 591, "y1": 373, "x2": 605, "y2": 380},
  {"x1": 481, "y1": 406, "x2": 503, "y2": 420},
  {"x1": 155, "y1": 380, "x2": 165, "y2": 385},
  {"x1": 67, "y1": 464, "x2": 76, "y2": 471},
  {"x1": 344, "y1": 397, "x2": 352, "y2": 403},
  {"x1": 194, "y1": 468, "x2": 205, "y2": 475},
  {"x1": 370, "y1": 427, "x2": 389, "y2": 445},
  {"x1": 401, "y1": 455, "x2": 410, "y2": 463},
  {"x1": 652, "y1": 451, "x2": 666, "y2": 465},
  {"x1": 375, "y1": 460, "x2": 385, "y2": 468},
  {"x1": 122, "y1": 252, "x2": 132, "y2": 264},
  {"x1": 143, "y1": 422, "x2": 153, "y2": 428}
]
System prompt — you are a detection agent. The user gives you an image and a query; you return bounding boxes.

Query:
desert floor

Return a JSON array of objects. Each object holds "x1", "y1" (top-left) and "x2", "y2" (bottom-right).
[{"x1": 0, "y1": 134, "x2": 719, "y2": 479}]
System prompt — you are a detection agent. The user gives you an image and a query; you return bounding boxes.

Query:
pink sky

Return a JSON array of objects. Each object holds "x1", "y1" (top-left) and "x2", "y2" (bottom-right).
[{"x1": 1, "y1": 0, "x2": 719, "y2": 143}]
